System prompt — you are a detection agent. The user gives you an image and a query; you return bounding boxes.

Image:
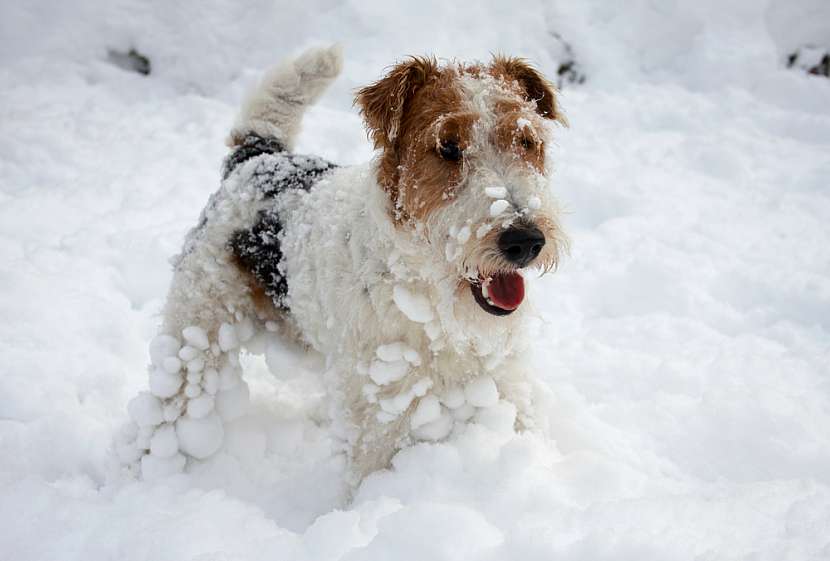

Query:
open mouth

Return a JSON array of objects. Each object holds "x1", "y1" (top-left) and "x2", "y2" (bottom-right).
[{"x1": 469, "y1": 271, "x2": 525, "y2": 316}]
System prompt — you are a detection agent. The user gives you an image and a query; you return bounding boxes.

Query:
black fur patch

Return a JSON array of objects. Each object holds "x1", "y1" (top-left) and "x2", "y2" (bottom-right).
[
  {"x1": 222, "y1": 135, "x2": 287, "y2": 180},
  {"x1": 225, "y1": 135, "x2": 337, "y2": 309}
]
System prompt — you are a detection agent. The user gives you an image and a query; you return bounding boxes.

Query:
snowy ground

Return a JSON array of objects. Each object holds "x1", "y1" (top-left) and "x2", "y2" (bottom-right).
[{"x1": 2, "y1": 1, "x2": 830, "y2": 560}]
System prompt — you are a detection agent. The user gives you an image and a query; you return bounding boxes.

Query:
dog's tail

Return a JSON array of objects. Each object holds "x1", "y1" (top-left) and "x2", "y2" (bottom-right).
[{"x1": 227, "y1": 44, "x2": 343, "y2": 150}]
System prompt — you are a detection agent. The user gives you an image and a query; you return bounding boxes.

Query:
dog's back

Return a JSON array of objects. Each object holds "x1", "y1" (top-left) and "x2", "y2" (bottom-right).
[
  {"x1": 224, "y1": 46, "x2": 343, "y2": 310},
  {"x1": 225, "y1": 137, "x2": 337, "y2": 310},
  {"x1": 168, "y1": 46, "x2": 343, "y2": 325}
]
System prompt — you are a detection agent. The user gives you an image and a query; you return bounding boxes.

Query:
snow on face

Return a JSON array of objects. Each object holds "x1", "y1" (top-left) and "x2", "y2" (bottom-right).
[
  {"x1": 357, "y1": 60, "x2": 568, "y2": 331},
  {"x1": 417, "y1": 69, "x2": 567, "y2": 283}
]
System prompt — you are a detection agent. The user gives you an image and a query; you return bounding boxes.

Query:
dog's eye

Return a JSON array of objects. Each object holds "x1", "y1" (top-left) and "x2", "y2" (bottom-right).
[{"x1": 438, "y1": 140, "x2": 462, "y2": 162}]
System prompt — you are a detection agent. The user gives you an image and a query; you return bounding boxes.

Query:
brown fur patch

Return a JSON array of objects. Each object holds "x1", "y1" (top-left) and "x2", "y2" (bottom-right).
[
  {"x1": 355, "y1": 56, "x2": 439, "y2": 149},
  {"x1": 229, "y1": 255, "x2": 282, "y2": 322},
  {"x1": 492, "y1": 105, "x2": 546, "y2": 173},
  {"x1": 395, "y1": 110, "x2": 480, "y2": 222},
  {"x1": 489, "y1": 56, "x2": 567, "y2": 125},
  {"x1": 355, "y1": 57, "x2": 444, "y2": 217},
  {"x1": 355, "y1": 60, "x2": 469, "y2": 222}
]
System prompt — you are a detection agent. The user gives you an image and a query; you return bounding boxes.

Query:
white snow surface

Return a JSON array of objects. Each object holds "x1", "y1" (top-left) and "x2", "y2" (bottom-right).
[{"x1": 2, "y1": 1, "x2": 830, "y2": 560}]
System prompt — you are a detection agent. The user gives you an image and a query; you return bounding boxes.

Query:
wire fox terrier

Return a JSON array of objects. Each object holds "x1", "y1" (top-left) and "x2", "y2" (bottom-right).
[{"x1": 118, "y1": 45, "x2": 568, "y2": 481}]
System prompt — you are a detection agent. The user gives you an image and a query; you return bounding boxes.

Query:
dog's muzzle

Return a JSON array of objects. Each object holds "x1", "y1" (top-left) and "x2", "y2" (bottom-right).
[
  {"x1": 498, "y1": 225, "x2": 545, "y2": 268},
  {"x1": 467, "y1": 224, "x2": 546, "y2": 316}
]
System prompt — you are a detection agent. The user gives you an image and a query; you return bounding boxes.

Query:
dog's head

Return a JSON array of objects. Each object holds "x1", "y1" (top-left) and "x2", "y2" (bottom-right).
[{"x1": 356, "y1": 56, "x2": 567, "y2": 318}]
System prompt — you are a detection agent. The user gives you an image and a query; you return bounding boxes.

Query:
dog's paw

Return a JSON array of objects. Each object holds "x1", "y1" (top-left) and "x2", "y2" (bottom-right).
[{"x1": 119, "y1": 320, "x2": 258, "y2": 480}]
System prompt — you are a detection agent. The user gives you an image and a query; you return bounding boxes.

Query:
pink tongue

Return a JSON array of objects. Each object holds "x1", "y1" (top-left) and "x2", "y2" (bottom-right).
[{"x1": 487, "y1": 272, "x2": 525, "y2": 310}]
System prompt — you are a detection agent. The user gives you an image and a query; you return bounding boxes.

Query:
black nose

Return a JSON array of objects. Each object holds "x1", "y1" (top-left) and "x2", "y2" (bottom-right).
[{"x1": 498, "y1": 225, "x2": 545, "y2": 267}]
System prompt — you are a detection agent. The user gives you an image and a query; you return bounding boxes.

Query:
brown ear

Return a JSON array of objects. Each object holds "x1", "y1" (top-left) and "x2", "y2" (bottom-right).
[
  {"x1": 490, "y1": 56, "x2": 567, "y2": 125},
  {"x1": 355, "y1": 56, "x2": 439, "y2": 150}
]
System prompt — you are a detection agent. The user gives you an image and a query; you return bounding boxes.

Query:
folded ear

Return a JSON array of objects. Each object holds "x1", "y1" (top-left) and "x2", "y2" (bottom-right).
[
  {"x1": 355, "y1": 56, "x2": 440, "y2": 150},
  {"x1": 490, "y1": 56, "x2": 567, "y2": 125}
]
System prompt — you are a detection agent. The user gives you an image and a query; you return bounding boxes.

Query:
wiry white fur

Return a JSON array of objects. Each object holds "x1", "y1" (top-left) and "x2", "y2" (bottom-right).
[
  {"x1": 276, "y1": 163, "x2": 543, "y2": 478},
  {"x1": 119, "y1": 47, "x2": 566, "y2": 483}
]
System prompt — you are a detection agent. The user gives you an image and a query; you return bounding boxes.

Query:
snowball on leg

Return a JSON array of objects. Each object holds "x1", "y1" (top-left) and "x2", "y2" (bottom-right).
[
  {"x1": 176, "y1": 412, "x2": 225, "y2": 459},
  {"x1": 215, "y1": 380, "x2": 250, "y2": 421},
  {"x1": 125, "y1": 315, "x2": 264, "y2": 479},
  {"x1": 141, "y1": 452, "x2": 186, "y2": 480}
]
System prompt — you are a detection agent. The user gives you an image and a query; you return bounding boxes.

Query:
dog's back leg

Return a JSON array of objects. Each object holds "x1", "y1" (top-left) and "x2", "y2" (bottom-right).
[
  {"x1": 118, "y1": 195, "x2": 270, "y2": 478},
  {"x1": 118, "y1": 45, "x2": 342, "y2": 479}
]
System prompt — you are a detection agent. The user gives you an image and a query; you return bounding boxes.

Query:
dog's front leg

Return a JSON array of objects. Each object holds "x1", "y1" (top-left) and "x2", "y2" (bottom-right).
[
  {"x1": 492, "y1": 356, "x2": 538, "y2": 432},
  {"x1": 342, "y1": 356, "x2": 447, "y2": 482}
]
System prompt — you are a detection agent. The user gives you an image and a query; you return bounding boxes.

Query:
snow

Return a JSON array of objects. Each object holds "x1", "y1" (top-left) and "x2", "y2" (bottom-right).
[
  {"x1": 214, "y1": 380, "x2": 251, "y2": 421},
  {"x1": 489, "y1": 199, "x2": 511, "y2": 217},
  {"x1": 140, "y1": 451, "x2": 186, "y2": 480},
  {"x1": 451, "y1": 403, "x2": 476, "y2": 422},
  {"x1": 177, "y1": 345, "x2": 201, "y2": 362},
  {"x1": 440, "y1": 387, "x2": 466, "y2": 409},
  {"x1": 2, "y1": 1, "x2": 830, "y2": 560},
  {"x1": 379, "y1": 378, "x2": 433, "y2": 417},
  {"x1": 464, "y1": 375, "x2": 500, "y2": 408},
  {"x1": 202, "y1": 368, "x2": 220, "y2": 394},
  {"x1": 186, "y1": 394, "x2": 215, "y2": 419},
  {"x1": 184, "y1": 383, "x2": 201, "y2": 398},
  {"x1": 392, "y1": 285, "x2": 435, "y2": 323},
  {"x1": 127, "y1": 392, "x2": 163, "y2": 427},
  {"x1": 218, "y1": 322, "x2": 240, "y2": 352},
  {"x1": 485, "y1": 186, "x2": 508, "y2": 199},
  {"x1": 161, "y1": 356, "x2": 181, "y2": 374},
  {"x1": 148, "y1": 368, "x2": 183, "y2": 399},
  {"x1": 410, "y1": 395, "x2": 441, "y2": 429},
  {"x1": 474, "y1": 401, "x2": 517, "y2": 434},
  {"x1": 182, "y1": 326, "x2": 210, "y2": 351},
  {"x1": 148, "y1": 423, "x2": 178, "y2": 458},
  {"x1": 218, "y1": 363, "x2": 242, "y2": 390},
  {"x1": 368, "y1": 359, "x2": 410, "y2": 386},
  {"x1": 375, "y1": 342, "x2": 410, "y2": 362},
  {"x1": 175, "y1": 412, "x2": 225, "y2": 459},
  {"x1": 410, "y1": 410, "x2": 454, "y2": 442},
  {"x1": 379, "y1": 392, "x2": 416, "y2": 417},
  {"x1": 162, "y1": 401, "x2": 183, "y2": 423},
  {"x1": 149, "y1": 335, "x2": 181, "y2": 367},
  {"x1": 185, "y1": 357, "x2": 204, "y2": 373}
]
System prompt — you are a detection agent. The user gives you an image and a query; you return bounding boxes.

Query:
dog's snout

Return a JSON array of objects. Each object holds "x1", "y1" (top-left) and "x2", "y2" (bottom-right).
[{"x1": 498, "y1": 225, "x2": 545, "y2": 267}]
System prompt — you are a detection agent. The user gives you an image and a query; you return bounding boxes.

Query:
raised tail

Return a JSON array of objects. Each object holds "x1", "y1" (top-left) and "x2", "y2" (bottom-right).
[{"x1": 227, "y1": 44, "x2": 343, "y2": 150}]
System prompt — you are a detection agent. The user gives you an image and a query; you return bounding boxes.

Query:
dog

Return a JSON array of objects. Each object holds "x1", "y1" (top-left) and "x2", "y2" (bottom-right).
[{"x1": 119, "y1": 45, "x2": 568, "y2": 482}]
